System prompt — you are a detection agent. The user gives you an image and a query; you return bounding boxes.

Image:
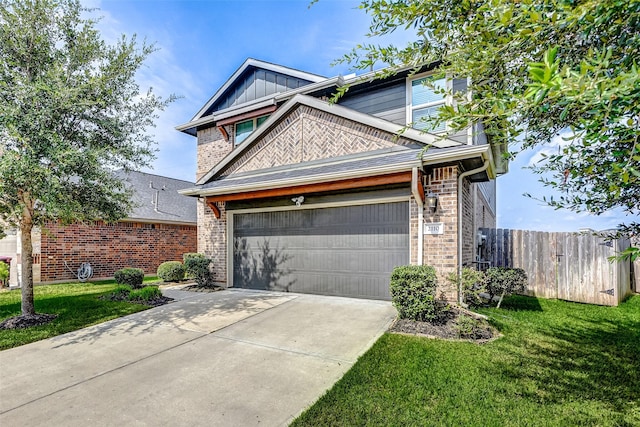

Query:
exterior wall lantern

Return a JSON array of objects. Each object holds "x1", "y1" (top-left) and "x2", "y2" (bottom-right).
[{"x1": 426, "y1": 192, "x2": 438, "y2": 213}]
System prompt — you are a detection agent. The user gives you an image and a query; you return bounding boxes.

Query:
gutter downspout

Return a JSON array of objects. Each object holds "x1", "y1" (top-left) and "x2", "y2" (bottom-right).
[
  {"x1": 411, "y1": 167, "x2": 424, "y2": 265},
  {"x1": 457, "y1": 160, "x2": 489, "y2": 305}
]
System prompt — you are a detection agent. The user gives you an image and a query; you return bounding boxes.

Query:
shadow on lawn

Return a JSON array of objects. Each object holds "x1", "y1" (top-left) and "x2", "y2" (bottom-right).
[{"x1": 492, "y1": 296, "x2": 640, "y2": 420}]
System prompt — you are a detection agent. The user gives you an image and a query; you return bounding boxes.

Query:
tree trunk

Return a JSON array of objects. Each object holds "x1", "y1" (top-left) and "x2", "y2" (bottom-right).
[{"x1": 20, "y1": 214, "x2": 35, "y2": 316}]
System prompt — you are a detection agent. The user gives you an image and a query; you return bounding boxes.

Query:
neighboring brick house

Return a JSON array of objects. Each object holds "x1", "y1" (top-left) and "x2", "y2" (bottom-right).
[
  {"x1": 15, "y1": 171, "x2": 197, "y2": 285},
  {"x1": 177, "y1": 59, "x2": 507, "y2": 300}
]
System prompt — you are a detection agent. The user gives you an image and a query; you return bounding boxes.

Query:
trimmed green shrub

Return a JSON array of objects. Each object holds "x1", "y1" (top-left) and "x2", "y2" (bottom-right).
[
  {"x1": 485, "y1": 267, "x2": 528, "y2": 308},
  {"x1": 447, "y1": 267, "x2": 486, "y2": 307},
  {"x1": 183, "y1": 253, "x2": 206, "y2": 278},
  {"x1": 114, "y1": 267, "x2": 145, "y2": 289},
  {"x1": 157, "y1": 261, "x2": 185, "y2": 282},
  {"x1": 128, "y1": 285, "x2": 162, "y2": 302},
  {"x1": 183, "y1": 253, "x2": 206, "y2": 263},
  {"x1": 184, "y1": 255, "x2": 214, "y2": 287},
  {"x1": 390, "y1": 265, "x2": 440, "y2": 322}
]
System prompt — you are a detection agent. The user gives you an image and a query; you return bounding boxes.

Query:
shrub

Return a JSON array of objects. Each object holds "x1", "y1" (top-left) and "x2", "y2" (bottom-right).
[
  {"x1": 485, "y1": 267, "x2": 528, "y2": 308},
  {"x1": 183, "y1": 253, "x2": 206, "y2": 278},
  {"x1": 455, "y1": 314, "x2": 477, "y2": 338},
  {"x1": 157, "y1": 261, "x2": 185, "y2": 282},
  {"x1": 114, "y1": 267, "x2": 145, "y2": 289},
  {"x1": 0, "y1": 262, "x2": 8, "y2": 287},
  {"x1": 447, "y1": 267, "x2": 486, "y2": 307},
  {"x1": 128, "y1": 285, "x2": 162, "y2": 302},
  {"x1": 390, "y1": 265, "x2": 440, "y2": 322},
  {"x1": 184, "y1": 255, "x2": 214, "y2": 287}
]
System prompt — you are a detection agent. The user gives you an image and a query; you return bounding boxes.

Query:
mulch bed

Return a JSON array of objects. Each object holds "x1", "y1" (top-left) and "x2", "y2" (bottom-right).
[
  {"x1": 389, "y1": 306, "x2": 498, "y2": 343},
  {"x1": 0, "y1": 313, "x2": 58, "y2": 330}
]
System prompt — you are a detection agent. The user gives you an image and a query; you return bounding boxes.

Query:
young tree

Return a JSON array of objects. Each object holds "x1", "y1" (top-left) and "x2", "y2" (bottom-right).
[
  {"x1": 0, "y1": 0, "x2": 174, "y2": 317},
  {"x1": 337, "y1": 0, "x2": 639, "y2": 253}
]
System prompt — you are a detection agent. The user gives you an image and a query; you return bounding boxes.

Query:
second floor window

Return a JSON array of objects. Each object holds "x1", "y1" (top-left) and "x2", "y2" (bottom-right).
[
  {"x1": 409, "y1": 76, "x2": 447, "y2": 133},
  {"x1": 235, "y1": 115, "x2": 270, "y2": 145}
]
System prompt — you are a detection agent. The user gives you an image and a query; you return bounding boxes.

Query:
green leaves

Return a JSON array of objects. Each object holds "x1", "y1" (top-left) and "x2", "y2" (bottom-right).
[{"x1": 339, "y1": 0, "x2": 639, "y2": 239}]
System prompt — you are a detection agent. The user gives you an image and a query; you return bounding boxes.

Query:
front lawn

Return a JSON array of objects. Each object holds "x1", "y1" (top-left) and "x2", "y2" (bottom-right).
[
  {"x1": 0, "y1": 278, "x2": 160, "y2": 350},
  {"x1": 292, "y1": 295, "x2": 640, "y2": 426}
]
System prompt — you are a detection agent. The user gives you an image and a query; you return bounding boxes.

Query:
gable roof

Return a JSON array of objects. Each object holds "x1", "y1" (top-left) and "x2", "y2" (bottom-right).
[
  {"x1": 195, "y1": 94, "x2": 464, "y2": 186},
  {"x1": 191, "y1": 58, "x2": 326, "y2": 122},
  {"x1": 114, "y1": 170, "x2": 197, "y2": 225}
]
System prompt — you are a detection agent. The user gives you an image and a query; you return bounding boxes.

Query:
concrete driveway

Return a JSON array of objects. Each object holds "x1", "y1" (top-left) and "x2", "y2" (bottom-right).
[{"x1": 0, "y1": 288, "x2": 396, "y2": 426}]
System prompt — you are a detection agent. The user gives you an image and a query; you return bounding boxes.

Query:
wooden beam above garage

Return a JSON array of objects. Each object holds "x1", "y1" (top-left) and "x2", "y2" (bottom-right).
[{"x1": 204, "y1": 171, "x2": 413, "y2": 205}]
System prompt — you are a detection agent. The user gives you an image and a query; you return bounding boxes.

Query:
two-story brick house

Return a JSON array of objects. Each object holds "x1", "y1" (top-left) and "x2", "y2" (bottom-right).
[{"x1": 177, "y1": 59, "x2": 506, "y2": 300}]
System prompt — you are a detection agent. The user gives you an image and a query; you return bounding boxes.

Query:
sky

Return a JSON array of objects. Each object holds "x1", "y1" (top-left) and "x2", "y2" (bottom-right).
[{"x1": 86, "y1": 0, "x2": 635, "y2": 233}]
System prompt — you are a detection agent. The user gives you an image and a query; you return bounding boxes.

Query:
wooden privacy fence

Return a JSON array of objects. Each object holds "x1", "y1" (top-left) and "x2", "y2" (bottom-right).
[{"x1": 478, "y1": 228, "x2": 633, "y2": 306}]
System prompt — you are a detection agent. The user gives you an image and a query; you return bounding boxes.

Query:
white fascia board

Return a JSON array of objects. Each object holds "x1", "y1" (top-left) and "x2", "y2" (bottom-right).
[
  {"x1": 421, "y1": 144, "x2": 497, "y2": 179},
  {"x1": 191, "y1": 58, "x2": 326, "y2": 122}
]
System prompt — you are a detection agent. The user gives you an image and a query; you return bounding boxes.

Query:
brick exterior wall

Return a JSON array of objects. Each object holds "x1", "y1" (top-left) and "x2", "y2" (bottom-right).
[
  {"x1": 418, "y1": 166, "x2": 460, "y2": 298},
  {"x1": 221, "y1": 105, "x2": 415, "y2": 176},
  {"x1": 39, "y1": 221, "x2": 197, "y2": 282},
  {"x1": 196, "y1": 125, "x2": 233, "y2": 181},
  {"x1": 475, "y1": 185, "x2": 496, "y2": 230},
  {"x1": 197, "y1": 200, "x2": 227, "y2": 286}
]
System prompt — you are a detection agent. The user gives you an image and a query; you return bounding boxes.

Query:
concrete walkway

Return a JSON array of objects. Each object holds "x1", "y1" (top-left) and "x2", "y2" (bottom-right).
[{"x1": 0, "y1": 288, "x2": 396, "y2": 426}]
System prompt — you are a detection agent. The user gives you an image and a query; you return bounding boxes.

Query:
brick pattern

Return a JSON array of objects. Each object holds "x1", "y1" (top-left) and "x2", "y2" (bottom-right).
[
  {"x1": 196, "y1": 126, "x2": 233, "y2": 181},
  {"x1": 223, "y1": 106, "x2": 415, "y2": 176},
  {"x1": 475, "y1": 186, "x2": 496, "y2": 230},
  {"x1": 460, "y1": 177, "x2": 475, "y2": 268},
  {"x1": 420, "y1": 166, "x2": 459, "y2": 299},
  {"x1": 39, "y1": 221, "x2": 197, "y2": 282},
  {"x1": 197, "y1": 201, "x2": 227, "y2": 286}
]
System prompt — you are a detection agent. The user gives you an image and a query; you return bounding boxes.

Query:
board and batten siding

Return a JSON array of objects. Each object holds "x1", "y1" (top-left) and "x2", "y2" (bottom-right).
[
  {"x1": 209, "y1": 68, "x2": 314, "y2": 113},
  {"x1": 339, "y1": 82, "x2": 406, "y2": 125}
]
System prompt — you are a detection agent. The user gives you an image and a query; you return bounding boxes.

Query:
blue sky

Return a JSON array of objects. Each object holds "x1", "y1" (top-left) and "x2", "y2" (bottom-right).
[{"x1": 87, "y1": 0, "x2": 634, "y2": 233}]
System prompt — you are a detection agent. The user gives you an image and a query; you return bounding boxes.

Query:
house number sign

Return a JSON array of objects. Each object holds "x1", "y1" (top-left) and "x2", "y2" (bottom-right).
[{"x1": 424, "y1": 222, "x2": 444, "y2": 235}]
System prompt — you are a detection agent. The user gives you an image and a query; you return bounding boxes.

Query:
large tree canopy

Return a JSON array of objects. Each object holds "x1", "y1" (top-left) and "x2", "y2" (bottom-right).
[
  {"x1": 338, "y1": 0, "x2": 639, "y2": 248},
  {"x1": 0, "y1": 0, "x2": 174, "y2": 315}
]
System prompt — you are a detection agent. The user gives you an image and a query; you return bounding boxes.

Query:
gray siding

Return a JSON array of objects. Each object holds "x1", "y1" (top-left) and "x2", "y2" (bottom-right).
[
  {"x1": 338, "y1": 82, "x2": 406, "y2": 126},
  {"x1": 210, "y1": 68, "x2": 314, "y2": 113},
  {"x1": 478, "y1": 179, "x2": 496, "y2": 214}
]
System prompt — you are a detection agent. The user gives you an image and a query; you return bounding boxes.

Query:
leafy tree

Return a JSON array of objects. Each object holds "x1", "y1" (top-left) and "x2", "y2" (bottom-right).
[
  {"x1": 336, "y1": 0, "x2": 639, "y2": 252},
  {"x1": 0, "y1": 0, "x2": 174, "y2": 317}
]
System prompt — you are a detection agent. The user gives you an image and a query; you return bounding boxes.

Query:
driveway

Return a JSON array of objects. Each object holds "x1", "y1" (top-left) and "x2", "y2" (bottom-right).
[{"x1": 0, "y1": 288, "x2": 396, "y2": 426}]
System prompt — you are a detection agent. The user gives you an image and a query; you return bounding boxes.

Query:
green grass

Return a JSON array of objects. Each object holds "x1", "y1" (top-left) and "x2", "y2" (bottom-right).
[
  {"x1": 0, "y1": 277, "x2": 160, "y2": 350},
  {"x1": 292, "y1": 295, "x2": 640, "y2": 427}
]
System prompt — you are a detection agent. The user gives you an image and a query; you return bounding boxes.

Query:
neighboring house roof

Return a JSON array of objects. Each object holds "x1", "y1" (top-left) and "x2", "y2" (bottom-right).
[
  {"x1": 195, "y1": 94, "x2": 467, "y2": 186},
  {"x1": 114, "y1": 170, "x2": 197, "y2": 225},
  {"x1": 180, "y1": 144, "x2": 494, "y2": 198},
  {"x1": 191, "y1": 58, "x2": 326, "y2": 123}
]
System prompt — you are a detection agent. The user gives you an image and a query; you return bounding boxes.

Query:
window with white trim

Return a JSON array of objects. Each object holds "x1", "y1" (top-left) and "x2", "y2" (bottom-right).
[
  {"x1": 234, "y1": 115, "x2": 270, "y2": 145},
  {"x1": 408, "y1": 75, "x2": 447, "y2": 133}
]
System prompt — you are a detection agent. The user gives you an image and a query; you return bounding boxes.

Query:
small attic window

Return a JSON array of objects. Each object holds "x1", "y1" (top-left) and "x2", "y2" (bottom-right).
[{"x1": 234, "y1": 115, "x2": 270, "y2": 145}]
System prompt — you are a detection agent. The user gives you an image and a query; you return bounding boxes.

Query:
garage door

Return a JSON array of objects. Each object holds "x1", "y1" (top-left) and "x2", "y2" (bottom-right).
[{"x1": 232, "y1": 201, "x2": 409, "y2": 300}]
